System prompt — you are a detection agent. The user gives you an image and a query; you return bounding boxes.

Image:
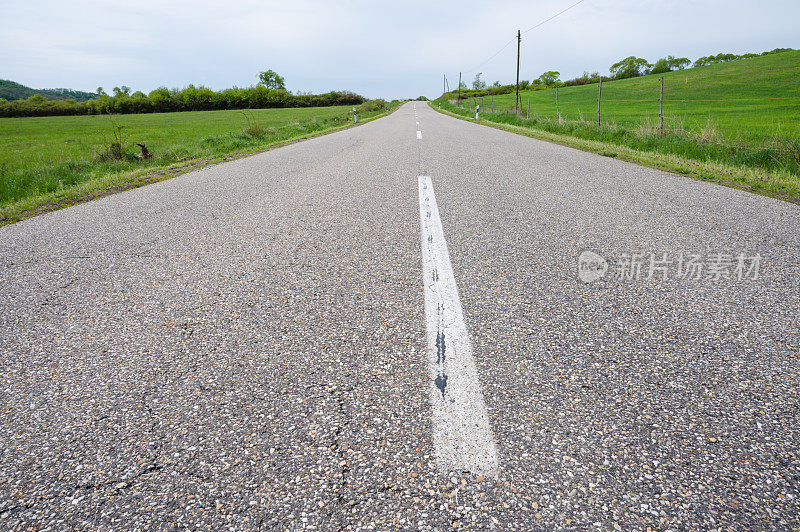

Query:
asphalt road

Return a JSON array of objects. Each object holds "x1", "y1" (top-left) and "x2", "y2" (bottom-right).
[{"x1": 1, "y1": 102, "x2": 798, "y2": 530}]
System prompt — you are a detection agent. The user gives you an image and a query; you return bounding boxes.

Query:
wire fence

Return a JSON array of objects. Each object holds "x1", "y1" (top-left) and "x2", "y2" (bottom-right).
[{"x1": 445, "y1": 77, "x2": 800, "y2": 149}]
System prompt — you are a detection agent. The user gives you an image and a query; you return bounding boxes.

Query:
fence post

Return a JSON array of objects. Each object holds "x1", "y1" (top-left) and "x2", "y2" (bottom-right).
[
  {"x1": 556, "y1": 87, "x2": 560, "y2": 122},
  {"x1": 597, "y1": 79, "x2": 602, "y2": 127},
  {"x1": 659, "y1": 77, "x2": 664, "y2": 137},
  {"x1": 491, "y1": 95, "x2": 494, "y2": 113},
  {"x1": 527, "y1": 90, "x2": 531, "y2": 119}
]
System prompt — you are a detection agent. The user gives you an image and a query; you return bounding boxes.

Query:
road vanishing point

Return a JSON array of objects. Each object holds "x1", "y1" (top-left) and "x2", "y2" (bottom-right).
[{"x1": 1, "y1": 102, "x2": 798, "y2": 530}]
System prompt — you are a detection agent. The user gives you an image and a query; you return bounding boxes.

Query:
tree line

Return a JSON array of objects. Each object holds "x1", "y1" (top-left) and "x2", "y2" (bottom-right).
[
  {"x1": 449, "y1": 47, "x2": 795, "y2": 99},
  {"x1": 0, "y1": 70, "x2": 365, "y2": 118}
]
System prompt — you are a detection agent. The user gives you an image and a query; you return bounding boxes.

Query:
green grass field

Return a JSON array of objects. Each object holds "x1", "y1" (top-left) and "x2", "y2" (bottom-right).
[
  {"x1": 435, "y1": 51, "x2": 800, "y2": 202},
  {"x1": 454, "y1": 50, "x2": 800, "y2": 143},
  {"x1": 0, "y1": 103, "x2": 394, "y2": 223}
]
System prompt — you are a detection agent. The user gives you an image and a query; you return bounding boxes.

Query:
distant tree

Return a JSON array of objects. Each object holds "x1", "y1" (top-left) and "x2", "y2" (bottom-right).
[
  {"x1": 694, "y1": 53, "x2": 740, "y2": 67},
  {"x1": 762, "y1": 47, "x2": 795, "y2": 55},
  {"x1": 96, "y1": 87, "x2": 106, "y2": 96},
  {"x1": 492, "y1": 81, "x2": 501, "y2": 87},
  {"x1": 112, "y1": 86, "x2": 131, "y2": 97},
  {"x1": 670, "y1": 57, "x2": 690, "y2": 70},
  {"x1": 458, "y1": 80, "x2": 468, "y2": 90},
  {"x1": 650, "y1": 55, "x2": 691, "y2": 74},
  {"x1": 537, "y1": 71, "x2": 561, "y2": 86},
  {"x1": 258, "y1": 69, "x2": 286, "y2": 90},
  {"x1": 471, "y1": 72, "x2": 486, "y2": 90},
  {"x1": 610, "y1": 56, "x2": 652, "y2": 79}
]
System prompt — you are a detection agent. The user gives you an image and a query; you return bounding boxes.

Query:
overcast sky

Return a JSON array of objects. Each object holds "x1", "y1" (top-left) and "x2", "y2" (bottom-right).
[{"x1": 2, "y1": 0, "x2": 798, "y2": 100}]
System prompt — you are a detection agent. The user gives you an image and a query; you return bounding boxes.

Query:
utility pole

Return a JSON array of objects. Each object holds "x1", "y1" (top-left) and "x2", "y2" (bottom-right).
[
  {"x1": 443, "y1": 74, "x2": 446, "y2": 97},
  {"x1": 458, "y1": 72, "x2": 462, "y2": 104},
  {"x1": 515, "y1": 29, "x2": 521, "y2": 115}
]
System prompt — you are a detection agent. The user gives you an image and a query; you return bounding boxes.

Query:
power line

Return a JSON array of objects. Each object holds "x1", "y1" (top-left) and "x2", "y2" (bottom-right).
[
  {"x1": 461, "y1": 0, "x2": 589, "y2": 75},
  {"x1": 463, "y1": 37, "x2": 517, "y2": 75},
  {"x1": 522, "y1": 0, "x2": 587, "y2": 35}
]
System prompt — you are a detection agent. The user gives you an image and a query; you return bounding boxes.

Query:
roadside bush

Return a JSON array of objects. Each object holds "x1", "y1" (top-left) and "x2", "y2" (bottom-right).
[
  {"x1": 357, "y1": 99, "x2": 389, "y2": 112},
  {"x1": 95, "y1": 118, "x2": 128, "y2": 161}
]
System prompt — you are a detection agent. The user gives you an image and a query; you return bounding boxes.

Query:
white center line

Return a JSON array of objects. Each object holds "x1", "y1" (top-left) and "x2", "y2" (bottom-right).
[
  {"x1": 417, "y1": 130, "x2": 422, "y2": 139},
  {"x1": 417, "y1": 176, "x2": 498, "y2": 475}
]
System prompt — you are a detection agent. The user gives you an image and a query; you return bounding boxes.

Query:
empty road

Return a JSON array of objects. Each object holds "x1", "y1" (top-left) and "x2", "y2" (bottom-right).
[{"x1": 1, "y1": 102, "x2": 798, "y2": 530}]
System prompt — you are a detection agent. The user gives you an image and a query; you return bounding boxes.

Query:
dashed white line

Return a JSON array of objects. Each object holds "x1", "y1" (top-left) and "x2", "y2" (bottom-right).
[
  {"x1": 417, "y1": 175, "x2": 498, "y2": 475},
  {"x1": 417, "y1": 130, "x2": 422, "y2": 139}
]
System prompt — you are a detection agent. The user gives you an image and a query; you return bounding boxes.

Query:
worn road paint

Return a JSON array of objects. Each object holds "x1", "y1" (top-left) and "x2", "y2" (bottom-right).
[
  {"x1": 417, "y1": 175, "x2": 499, "y2": 475},
  {"x1": 417, "y1": 131, "x2": 422, "y2": 140}
]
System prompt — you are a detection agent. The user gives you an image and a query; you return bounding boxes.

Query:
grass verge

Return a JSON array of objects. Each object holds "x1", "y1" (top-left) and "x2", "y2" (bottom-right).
[
  {"x1": 430, "y1": 101, "x2": 800, "y2": 204},
  {"x1": 0, "y1": 102, "x2": 399, "y2": 225}
]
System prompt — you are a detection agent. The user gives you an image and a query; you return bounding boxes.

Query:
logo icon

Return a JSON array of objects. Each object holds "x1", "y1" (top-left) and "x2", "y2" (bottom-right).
[{"x1": 577, "y1": 250, "x2": 608, "y2": 283}]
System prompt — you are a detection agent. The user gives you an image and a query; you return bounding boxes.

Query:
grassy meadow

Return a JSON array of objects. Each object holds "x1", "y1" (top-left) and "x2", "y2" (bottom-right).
[
  {"x1": 0, "y1": 103, "x2": 395, "y2": 223},
  {"x1": 436, "y1": 50, "x2": 800, "y2": 201},
  {"x1": 456, "y1": 50, "x2": 800, "y2": 142}
]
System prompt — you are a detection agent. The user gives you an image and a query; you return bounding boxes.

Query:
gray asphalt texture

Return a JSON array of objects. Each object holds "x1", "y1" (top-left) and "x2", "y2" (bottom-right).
[{"x1": 1, "y1": 101, "x2": 798, "y2": 530}]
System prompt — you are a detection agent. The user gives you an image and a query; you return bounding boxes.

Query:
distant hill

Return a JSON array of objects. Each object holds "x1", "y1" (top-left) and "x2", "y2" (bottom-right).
[{"x1": 0, "y1": 79, "x2": 96, "y2": 102}]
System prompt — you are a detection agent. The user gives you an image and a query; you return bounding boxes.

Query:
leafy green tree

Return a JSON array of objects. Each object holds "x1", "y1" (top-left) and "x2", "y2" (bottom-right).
[
  {"x1": 258, "y1": 70, "x2": 286, "y2": 90},
  {"x1": 670, "y1": 57, "x2": 690, "y2": 70},
  {"x1": 610, "y1": 57, "x2": 652, "y2": 79},
  {"x1": 694, "y1": 53, "x2": 740, "y2": 67},
  {"x1": 537, "y1": 71, "x2": 561, "y2": 86},
  {"x1": 650, "y1": 55, "x2": 687, "y2": 74},
  {"x1": 471, "y1": 72, "x2": 486, "y2": 90}
]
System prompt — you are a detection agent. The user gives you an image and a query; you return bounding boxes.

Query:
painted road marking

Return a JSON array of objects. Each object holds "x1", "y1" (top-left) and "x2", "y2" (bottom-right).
[
  {"x1": 417, "y1": 130, "x2": 422, "y2": 139},
  {"x1": 417, "y1": 176, "x2": 498, "y2": 475}
]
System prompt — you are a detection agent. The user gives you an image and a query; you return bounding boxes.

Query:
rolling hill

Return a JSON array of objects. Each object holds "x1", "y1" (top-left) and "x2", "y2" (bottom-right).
[
  {"x1": 0, "y1": 79, "x2": 96, "y2": 102},
  {"x1": 441, "y1": 50, "x2": 800, "y2": 141}
]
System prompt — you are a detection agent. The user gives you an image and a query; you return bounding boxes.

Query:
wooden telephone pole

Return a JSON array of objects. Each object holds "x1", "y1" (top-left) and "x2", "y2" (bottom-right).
[
  {"x1": 457, "y1": 72, "x2": 462, "y2": 104},
  {"x1": 515, "y1": 30, "x2": 521, "y2": 115}
]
